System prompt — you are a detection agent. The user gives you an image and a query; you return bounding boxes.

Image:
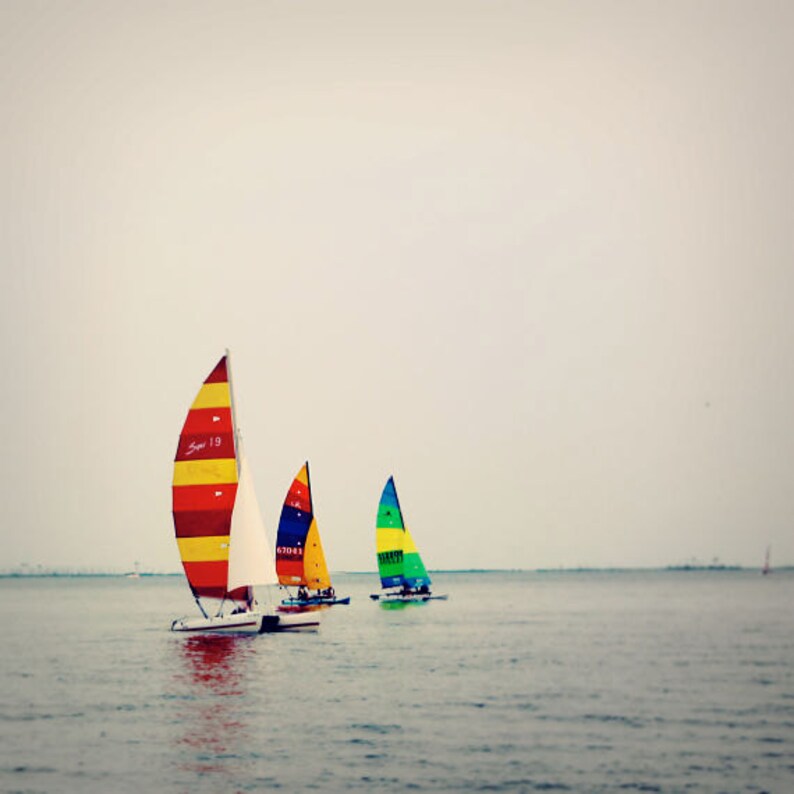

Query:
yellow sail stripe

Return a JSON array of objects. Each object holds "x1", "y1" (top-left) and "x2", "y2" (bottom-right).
[
  {"x1": 376, "y1": 527, "x2": 404, "y2": 554},
  {"x1": 177, "y1": 535, "x2": 230, "y2": 562},
  {"x1": 173, "y1": 458, "x2": 238, "y2": 486},
  {"x1": 404, "y1": 528, "x2": 419, "y2": 554},
  {"x1": 190, "y1": 382, "x2": 232, "y2": 410},
  {"x1": 303, "y1": 518, "x2": 331, "y2": 589},
  {"x1": 296, "y1": 465, "x2": 309, "y2": 486}
]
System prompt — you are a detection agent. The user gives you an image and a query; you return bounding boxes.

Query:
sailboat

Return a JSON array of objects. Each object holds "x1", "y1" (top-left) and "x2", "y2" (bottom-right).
[
  {"x1": 276, "y1": 461, "x2": 350, "y2": 607},
  {"x1": 762, "y1": 545, "x2": 772, "y2": 575},
  {"x1": 369, "y1": 476, "x2": 447, "y2": 602},
  {"x1": 170, "y1": 353, "x2": 320, "y2": 633}
]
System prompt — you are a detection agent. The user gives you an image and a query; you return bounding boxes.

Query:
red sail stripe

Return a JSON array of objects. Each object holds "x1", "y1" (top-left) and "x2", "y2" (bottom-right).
[
  {"x1": 173, "y1": 484, "x2": 238, "y2": 512},
  {"x1": 175, "y1": 432, "x2": 235, "y2": 462},
  {"x1": 275, "y1": 558, "x2": 304, "y2": 581},
  {"x1": 173, "y1": 509, "x2": 232, "y2": 538},
  {"x1": 180, "y1": 407, "x2": 233, "y2": 434},
  {"x1": 286, "y1": 482, "x2": 311, "y2": 513},
  {"x1": 204, "y1": 357, "x2": 229, "y2": 384},
  {"x1": 183, "y1": 560, "x2": 228, "y2": 590},
  {"x1": 189, "y1": 585, "x2": 228, "y2": 599}
]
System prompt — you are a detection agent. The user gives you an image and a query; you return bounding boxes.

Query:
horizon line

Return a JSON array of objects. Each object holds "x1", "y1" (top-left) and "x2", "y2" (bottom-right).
[{"x1": 1, "y1": 564, "x2": 790, "y2": 578}]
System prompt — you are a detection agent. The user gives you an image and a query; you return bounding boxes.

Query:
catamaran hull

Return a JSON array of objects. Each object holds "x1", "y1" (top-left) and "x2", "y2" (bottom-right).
[
  {"x1": 280, "y1": 596, "x2": 351, "y2": 607},
  {"x1": 170, "y1": 611, "x2": 320, "y2": 634},
  {"x1": 369, "y1": 593, "x2": 448, "y2": 603}
]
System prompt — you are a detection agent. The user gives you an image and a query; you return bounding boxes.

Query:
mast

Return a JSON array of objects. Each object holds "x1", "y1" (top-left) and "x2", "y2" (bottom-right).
[
  {"x1": 391, "y1": 476, "x2": 405, "y2": 530},
  {"x1": 224, "y1": 347, "x2": 252, "y2": 606},
  {"x1": 387, "y1": 476, "x2": 407, "y2": 590},
  {"x1": 225, "y1": 347, "x2": 241, "y2": 477},
  {"x1": 305, "y1": 460, "x2": 314, "y2": 515}
]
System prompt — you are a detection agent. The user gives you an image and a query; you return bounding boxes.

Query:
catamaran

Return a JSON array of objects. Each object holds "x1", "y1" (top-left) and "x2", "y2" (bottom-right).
[
  {"x1": 276, "y1": 461, "x2": 350, "y2": 607},
  {"x1": 170, "y1": 353, "x2": 320, "y2": 633},
  {"x1": 370, "y1": 476, "x2": 447, "y2": 602}
]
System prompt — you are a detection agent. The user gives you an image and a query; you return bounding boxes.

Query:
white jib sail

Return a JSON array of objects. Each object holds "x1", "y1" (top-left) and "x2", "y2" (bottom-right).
[{"x1": 227, "y1": 448, "x2": 278, "y2": 590}]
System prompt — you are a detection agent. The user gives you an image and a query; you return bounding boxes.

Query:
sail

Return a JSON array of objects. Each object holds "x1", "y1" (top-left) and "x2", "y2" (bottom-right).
[
  {"x1": 275, "y1": 462, "x2": 331, "y2": 590},
  {"x1": 403, "y1": 528, "x2": 431, "y2": 589},
  {"x1": 227, "y1": 448, "x2": 278, "y2": 590},
  {"x1": 172, "y1": 356, "x2": 239, "y2": 600},
  {"x1": 376, "y1": 477, "x2": 406, "y2": 587},
  {"x1": 762, "y1": 545, "x2": 772, "y2": 575},
  {"x1": 376, "y1": 476, "x2": 432, "y2": 589}
]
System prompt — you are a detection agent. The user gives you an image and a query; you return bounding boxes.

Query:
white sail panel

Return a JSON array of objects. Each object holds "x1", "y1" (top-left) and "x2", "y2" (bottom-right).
[{"x1": 227, "y1": 448, "x2": 278, "y2": 589}]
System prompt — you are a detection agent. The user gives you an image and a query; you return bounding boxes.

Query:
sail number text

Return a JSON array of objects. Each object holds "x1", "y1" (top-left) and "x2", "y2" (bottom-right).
[
  {"x1": 277, "y1": 546, "x2": 304, "y2": 558},
  {"x1": 185, "y1": 436, "x2": 226, "y2": 456}
]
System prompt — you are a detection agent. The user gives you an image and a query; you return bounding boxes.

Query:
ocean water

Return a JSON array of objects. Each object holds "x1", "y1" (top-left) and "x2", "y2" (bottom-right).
[{"x1": 0, "y1": 570, "x2": 792, "y2": 793}]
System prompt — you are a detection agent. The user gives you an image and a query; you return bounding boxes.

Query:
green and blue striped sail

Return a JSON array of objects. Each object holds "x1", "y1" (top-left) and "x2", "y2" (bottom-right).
[{"x1": 376, "y1": 476, "x2": 431, "y2": 589}]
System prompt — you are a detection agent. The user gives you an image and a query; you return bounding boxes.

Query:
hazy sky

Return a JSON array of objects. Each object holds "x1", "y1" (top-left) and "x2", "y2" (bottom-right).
[{"x1": 2, "y1": 1, "x2": 793, "y2": 573}]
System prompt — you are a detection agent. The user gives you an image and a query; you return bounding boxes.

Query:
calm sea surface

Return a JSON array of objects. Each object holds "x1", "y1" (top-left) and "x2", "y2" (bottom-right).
[{"x1": 0, "y1": 570, "x2": 792, "y2": 793}]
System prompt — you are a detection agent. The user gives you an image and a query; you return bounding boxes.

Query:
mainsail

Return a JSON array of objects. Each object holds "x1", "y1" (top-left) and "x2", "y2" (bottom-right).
[
  {"x1": 172, "y1": 356, "x2": 243, "y2": 601},
  {"x1": 171, "y1": 353, "x2": 278, "y2": 606},
  {"x1": 275, "y1": 462, "x2": 331, "y2": 591},
  {"x1": 376, "y1": 476, "x2": 431, "y2": 590}
]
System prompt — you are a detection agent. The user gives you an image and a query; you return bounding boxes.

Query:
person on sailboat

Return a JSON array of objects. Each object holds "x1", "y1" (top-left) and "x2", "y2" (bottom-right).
[{"x1": 297, "y1": 586, "x2": 309, "y2": 601}]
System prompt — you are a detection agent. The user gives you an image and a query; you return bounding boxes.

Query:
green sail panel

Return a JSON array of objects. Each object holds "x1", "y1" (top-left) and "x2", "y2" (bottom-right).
[
  {"x1": 376, "y1": 477, "x2": 404, "y2": 587},
  {"x1": 375, "y1": 477, "x2": 431, "y2": 590},
  {"x1": 402, "y1": 528, "x2": 430, "y2": 589}
]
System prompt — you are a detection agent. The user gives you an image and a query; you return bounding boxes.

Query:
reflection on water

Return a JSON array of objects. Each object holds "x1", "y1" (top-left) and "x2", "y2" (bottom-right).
[
  {"x1": 171, "y1": 634, "x2": 256, "y2": 778},
  {"x1": 276, "y1": 603, "x2": 329, "y2": 615},
  {"x1": 378, "y1": 599, "x2": 429, "y2": 610}
]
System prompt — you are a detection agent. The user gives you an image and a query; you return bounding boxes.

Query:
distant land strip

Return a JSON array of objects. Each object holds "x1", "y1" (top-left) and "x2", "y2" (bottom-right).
[{"x1": 1, "y1": 565, "x2": 791, "y2": 578}]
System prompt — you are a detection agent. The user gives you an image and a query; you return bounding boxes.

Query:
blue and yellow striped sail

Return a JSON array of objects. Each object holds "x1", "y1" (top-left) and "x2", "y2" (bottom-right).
[{"x1": 376, "y1": 477, "x2": 431, "y2": 589}]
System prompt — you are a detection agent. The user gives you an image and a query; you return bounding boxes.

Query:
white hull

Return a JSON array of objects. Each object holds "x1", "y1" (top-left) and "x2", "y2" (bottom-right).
[{"x1": 170, "y1": 610, "x2": 320, "y2": 634}]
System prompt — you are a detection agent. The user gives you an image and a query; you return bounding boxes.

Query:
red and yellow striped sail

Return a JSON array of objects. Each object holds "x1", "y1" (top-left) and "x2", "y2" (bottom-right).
[{"x1": 172, "y1": 356, "x2": 244, "y2": 600}]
